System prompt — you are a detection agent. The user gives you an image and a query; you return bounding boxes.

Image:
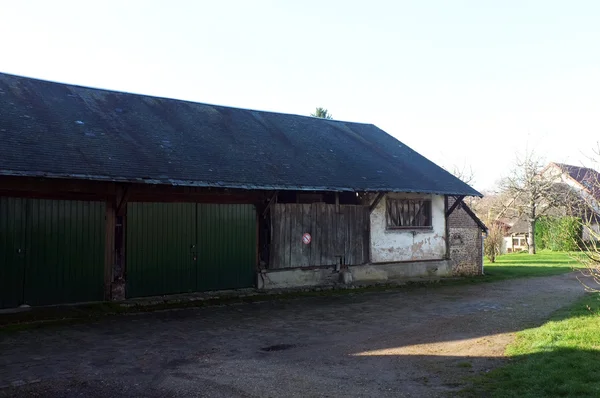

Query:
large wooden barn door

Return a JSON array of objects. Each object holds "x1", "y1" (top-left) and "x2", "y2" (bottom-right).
[
  {"x1": 126, "y1": 203, "x2": 256, "y2": 298},
  {"x1": 0, "y1": 197, "x2": 105, "y2": 308},
  {"x1": 269, "y1": 204, "x2": 370, "y2": 269}
]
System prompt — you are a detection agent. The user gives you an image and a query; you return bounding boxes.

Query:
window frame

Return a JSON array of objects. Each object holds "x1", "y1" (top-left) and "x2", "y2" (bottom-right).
[{"x1": 385, "y1": 197, "x2": 433, "y2": 230}]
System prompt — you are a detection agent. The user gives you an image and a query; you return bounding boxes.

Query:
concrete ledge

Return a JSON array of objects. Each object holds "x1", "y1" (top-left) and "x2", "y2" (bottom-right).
[
  {"x1": 350, "y1": 260, "x2": 451, "y2": 283},
  {"x1": 257, "y1": 267, "x2": 340, "y2": 289},
  {"x1": 258, "y1": 260, "x2": 451, "y2": 290}
]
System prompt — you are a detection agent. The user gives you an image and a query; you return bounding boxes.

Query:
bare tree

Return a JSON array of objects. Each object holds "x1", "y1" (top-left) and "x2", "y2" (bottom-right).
[
  {"x1": 483, "y1": 221, "x2": 504, "y2": 263},
  {"x1": 566, "y1": 147, "x2": 600, "y2": 288},
  {"x1": 498, "y1": 150, "x2": 568, "y2": 254},
  {"x1": 448, "y1": 164, "x2": 477, "y2": 207},
  {"x1": 450, "y1": 164, "x2": 475, "y2": 186}
]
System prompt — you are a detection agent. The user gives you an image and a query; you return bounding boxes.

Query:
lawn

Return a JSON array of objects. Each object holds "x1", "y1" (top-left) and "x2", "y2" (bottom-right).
[
  {"x1": 466, "y1": 292, "x2": 600, "y2": 397},
  {"x1": 482, "y1": 250, "x2": 582, "y2": 282}
]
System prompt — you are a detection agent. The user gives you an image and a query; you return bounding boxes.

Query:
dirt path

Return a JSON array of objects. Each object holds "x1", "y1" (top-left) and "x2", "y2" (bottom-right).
[{"x1": 0, "y1": 273, "x2": 588, "y2": 397}]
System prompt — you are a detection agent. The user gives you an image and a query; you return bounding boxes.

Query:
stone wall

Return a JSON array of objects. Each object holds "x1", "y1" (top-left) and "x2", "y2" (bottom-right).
[{"x1": 448, "y1": 199, "x2": 483, "y2": 276}]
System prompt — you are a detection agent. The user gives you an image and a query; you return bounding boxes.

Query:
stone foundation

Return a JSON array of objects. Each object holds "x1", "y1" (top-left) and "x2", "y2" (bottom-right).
[{"x1": 257, "y1": 260, "x2": 451, "y2": 290}]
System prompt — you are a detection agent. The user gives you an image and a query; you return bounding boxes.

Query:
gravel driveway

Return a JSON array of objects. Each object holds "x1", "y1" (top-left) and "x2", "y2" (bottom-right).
[{"x1": 0, "y1": 273, "x2": 587, "y2": 397}]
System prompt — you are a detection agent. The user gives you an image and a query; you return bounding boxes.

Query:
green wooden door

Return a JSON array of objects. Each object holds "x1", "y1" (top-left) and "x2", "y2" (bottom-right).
[
  {"x1": 126, "y1": 203, "x2": 256, "y2": 298},
  {"x1": 126, "y1": 203, "x2": 197, "y2": 298},
  {"x1": 23, "y1": 199, "x2": 105, "y2": 306},
  {"x1": 0, "y1": 197, "x2": 26, "y2": 308},
  {"x1": 0, "y1": 198, "x2": 105, "y2": 308},
  {"x1": 196, "y1": 204, "x2": 257, "y2": 291}
]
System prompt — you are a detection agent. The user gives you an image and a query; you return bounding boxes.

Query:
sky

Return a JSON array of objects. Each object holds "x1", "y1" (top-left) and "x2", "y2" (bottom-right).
[{"x1": 2, "y1": 0, "x2": 599, "y2": 191}]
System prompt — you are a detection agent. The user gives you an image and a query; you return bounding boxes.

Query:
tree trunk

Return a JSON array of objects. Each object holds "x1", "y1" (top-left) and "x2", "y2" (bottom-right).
[
  {"x1": 528, "y1": 219, "x2": 536, "y2": 254},
  {"x1": 528, "y1": 200, "x2": 537, "y2": 254}
]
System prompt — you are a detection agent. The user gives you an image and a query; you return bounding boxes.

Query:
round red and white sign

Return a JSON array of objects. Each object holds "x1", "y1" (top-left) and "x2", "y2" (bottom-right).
[{"x1": 302, "y1": 233, "x2": 312, "y2": 245}]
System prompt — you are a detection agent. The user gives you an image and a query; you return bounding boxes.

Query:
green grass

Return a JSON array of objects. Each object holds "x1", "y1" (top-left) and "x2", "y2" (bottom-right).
[
  {"x1": 483, "y1": 250, "x2": 581, "y2": 282},
  {"x1": 467, "y1": 293, "x2": 600, "y2": 397}
]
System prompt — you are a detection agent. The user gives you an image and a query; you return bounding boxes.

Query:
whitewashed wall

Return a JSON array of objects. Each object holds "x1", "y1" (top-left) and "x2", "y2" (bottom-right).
[{"x1": 370, "y1": 193, "x2": 446, "y2": 263}]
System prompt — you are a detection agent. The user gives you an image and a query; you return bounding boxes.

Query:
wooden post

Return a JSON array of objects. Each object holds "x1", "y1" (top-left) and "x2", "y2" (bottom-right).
[
  {"x1": 104, "y1": 199, "x2": 116, "y2": 300},
  {"x1": 445, "y1": 195, "x2": 450, "y2": 260}
]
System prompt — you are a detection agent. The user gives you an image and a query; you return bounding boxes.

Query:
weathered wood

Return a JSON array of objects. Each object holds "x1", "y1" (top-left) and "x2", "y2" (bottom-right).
[
  {"x1": 369, "y1": 192, "x2": 385, "y2": 213},
  {"x1": 269, "y1": 203, "x2": 369, "y2": 269},
  {"x1": 363, "y1": 206, "x2": 370, "y2": 264},
  {"x1": 281, "y1": 204, "x2": 290, "y2": 268},
  {"x1": 104, "y1": 200, "x2": 116, "y2": 300},
  {"x1": 284, "y1": 204, "x2": 293, "y2": 268},
  {"x1": 323, "y1": 204, "x2": 335, "y2": 266},
  {"x1": 298, "y1": 204, "x2": 311, "y2": 267},
  {"x1": 261, "y1": 191, "x2": 278, "y2": 218},
  {"x1": 446, "y1": 195, "x2": 465, "y2": 217},
  {"x1": 271, "y1": 205, "x2": 281, "y2": 268},
  {"x1": 350, "y1": 207, "x2": 360, "y2": 265},
  {"x1": 309, "y1": 204, "x2": 320, "y2": 266},
  {"x1": 336, "y1": 206, "x2": 347, "y2": 265},
  {"x1": 116, "y1": 184, "x2": 131, "y2": 216}
]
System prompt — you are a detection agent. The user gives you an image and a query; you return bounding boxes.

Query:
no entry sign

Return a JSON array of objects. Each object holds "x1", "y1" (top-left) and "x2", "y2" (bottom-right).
[{"x1": 302, "y1": 233, "x2": 312, "y2": 245}]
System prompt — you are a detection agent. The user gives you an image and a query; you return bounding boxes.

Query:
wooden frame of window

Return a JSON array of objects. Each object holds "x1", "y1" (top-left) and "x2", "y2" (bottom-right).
[{"x1": 386, "y1": 198, "x2": 432, "y2": 229}]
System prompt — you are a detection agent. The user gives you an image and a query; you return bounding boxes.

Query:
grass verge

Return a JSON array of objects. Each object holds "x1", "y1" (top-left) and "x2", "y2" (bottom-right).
[
  {"x1": 482, "y1": 250, "x2": 581, "y2": 282},
  {"x1": 465, "y1": 292, "x2": 600, "y2": 398}
]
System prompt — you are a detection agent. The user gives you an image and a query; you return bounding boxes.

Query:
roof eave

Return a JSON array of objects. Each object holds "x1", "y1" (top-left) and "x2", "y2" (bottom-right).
[{"x1": 0, "y1": 170, "x2": 482, "y2": 197}]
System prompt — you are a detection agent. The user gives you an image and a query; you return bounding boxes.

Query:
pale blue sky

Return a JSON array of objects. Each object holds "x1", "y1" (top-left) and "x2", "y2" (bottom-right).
[{"x1": 2, "y1": 1, "x2": 599, "y2": 191}]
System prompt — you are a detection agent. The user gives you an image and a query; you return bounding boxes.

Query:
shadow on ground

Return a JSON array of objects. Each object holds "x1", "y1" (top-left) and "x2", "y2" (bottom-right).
[{"x1": 0, "y1": 273, "x2": 592, "y2": 397}]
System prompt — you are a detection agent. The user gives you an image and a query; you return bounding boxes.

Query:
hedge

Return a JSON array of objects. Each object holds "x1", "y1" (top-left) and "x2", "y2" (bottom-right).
[{"x1": 535, "y1": 216, "x2": 582, "y2": 251}]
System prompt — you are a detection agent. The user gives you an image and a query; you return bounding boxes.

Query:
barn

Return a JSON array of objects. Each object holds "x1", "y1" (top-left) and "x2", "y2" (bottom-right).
[{"x1": 0, "y1": 72, "x2": 485, "y2": 308}]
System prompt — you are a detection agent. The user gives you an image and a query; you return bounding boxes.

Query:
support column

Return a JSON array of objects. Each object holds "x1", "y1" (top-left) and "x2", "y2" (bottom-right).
[{"x1": 104, "y1": 199, "x2": 116, "y2": 300}]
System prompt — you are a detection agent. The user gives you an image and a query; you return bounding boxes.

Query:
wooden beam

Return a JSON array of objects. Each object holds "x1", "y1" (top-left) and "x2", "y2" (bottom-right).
[
  {"x1": 444, "y1": 195, "x2": 450, "y2": 259},
  {"x1": 369, "y1": 192, "x2": 385, "y2": 213},
  {"x1": 262, "y1": 191, "x2": 278, "y2": 218},
  {"x1": 0, "y1": 176, "x2": 116, "y2": 197},
  {"x1": 445, "y1": 195, "x2": 465, "y2": 217},
  {"x1": 128, "y1": 193, "x2": 262, "y2": 203},
  {"x1": 104, "y1": 200, "x2": 116, "y2": 301},
  {"x1": 0, "y1": 190, "x2": 111, "y2": 201},
  {"x1": 116, "y1": 184, "x2": 131, "y2": 216},
  {"x1": 461, "y1": 202, "x2": 488, "y2": 233}
]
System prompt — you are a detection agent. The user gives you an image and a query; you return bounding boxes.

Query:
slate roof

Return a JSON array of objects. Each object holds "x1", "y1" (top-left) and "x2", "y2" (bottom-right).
[
  {"x1": 553, "y1": 163, "x2": 600, "y2": 200},
  {"x1": 0, "y1": 73, "x2": 481, "y2": 196},
  {"x1": 508, "y1": 220, "x2": 529, "y2": 235}
]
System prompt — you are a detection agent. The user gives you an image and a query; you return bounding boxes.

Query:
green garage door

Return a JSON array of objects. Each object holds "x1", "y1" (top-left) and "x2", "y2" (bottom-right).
[
  {"x1": 0, "y1": 197, "x2": 105, "y2": 308},
  {"x1": 126, "y1": 203, "x2": 257, "y2": 298}
]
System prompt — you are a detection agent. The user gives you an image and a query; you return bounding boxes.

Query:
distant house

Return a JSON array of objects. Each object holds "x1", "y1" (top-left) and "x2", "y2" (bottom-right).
[
  {"x1": 504, "y1": 220, "x2": 529, "y2": 253},
  {"x1": 544, "y1": 162, "x2": 600, "y2": 242},
  {"x1": 501, "y1": 163, "x2": 600, "y2": 253},
  {"x1": 0, "y1": 72, "x2": 484, "y2": 309}
]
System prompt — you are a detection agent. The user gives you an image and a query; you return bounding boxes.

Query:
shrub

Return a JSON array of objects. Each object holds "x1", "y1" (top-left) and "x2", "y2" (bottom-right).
[
  {"x1": 535, "y1": 216, "x2": 582, "y2": 251},
  {"x1": 484, "y1": 223, "x2": 504, "y2": 263}
]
